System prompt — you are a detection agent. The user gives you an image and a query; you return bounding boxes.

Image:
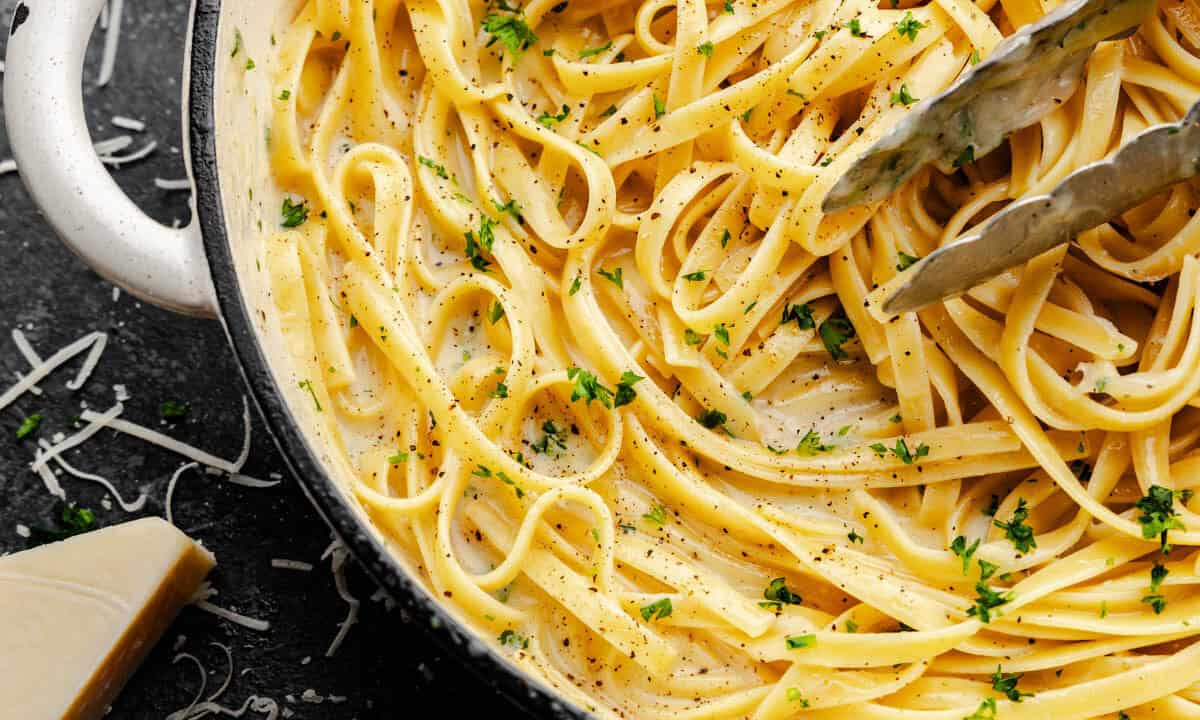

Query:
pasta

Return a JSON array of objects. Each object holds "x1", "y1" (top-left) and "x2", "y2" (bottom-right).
[{"x1": 261, "y1": 0, "x2": 1200, "y2": 716}]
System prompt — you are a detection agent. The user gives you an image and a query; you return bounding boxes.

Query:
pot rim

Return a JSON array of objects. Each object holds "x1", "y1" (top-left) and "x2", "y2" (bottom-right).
[{"x1": 185, "y1": 2, "x2": 590, "y2": 716}]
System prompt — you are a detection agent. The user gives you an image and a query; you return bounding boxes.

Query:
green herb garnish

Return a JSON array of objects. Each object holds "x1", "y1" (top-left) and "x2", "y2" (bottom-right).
[
  {"x1": 895, "y1": 11, "x2": 926, "y2": 41},
  {"x1": 994, "y1": 498, "x2": 1036, "y2": 554},
  {"x1": 640, "y1": 597, "x2": 673, "y2": 621},
  {"x1": 281, "y1": 197, "x2": 309, "y2": 228}
]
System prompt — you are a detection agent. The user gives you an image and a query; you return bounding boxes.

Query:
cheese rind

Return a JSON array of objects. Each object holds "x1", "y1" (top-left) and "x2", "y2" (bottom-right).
[{"x1": 0, "y1": 517, "x2": 215, "y2": 720}]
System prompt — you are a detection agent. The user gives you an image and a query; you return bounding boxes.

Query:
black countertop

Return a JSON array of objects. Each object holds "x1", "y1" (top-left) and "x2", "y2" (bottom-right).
[{"x1": 0, "y1": 2, "x2": 522, "y2": 716}]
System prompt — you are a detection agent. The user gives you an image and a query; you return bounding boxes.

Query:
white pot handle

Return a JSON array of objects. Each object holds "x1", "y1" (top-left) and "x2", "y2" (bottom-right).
[{"x1": 4, "y1": 0, "x2": 217, "y2": 317}]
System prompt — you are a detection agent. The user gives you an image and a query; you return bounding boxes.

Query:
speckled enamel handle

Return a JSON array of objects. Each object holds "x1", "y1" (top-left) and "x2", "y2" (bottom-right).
[{"x1": 3, "y1": 0, "x2": 217, "y2": 317}]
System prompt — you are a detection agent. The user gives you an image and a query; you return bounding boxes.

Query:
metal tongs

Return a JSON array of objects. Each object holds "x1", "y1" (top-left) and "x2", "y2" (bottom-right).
[
  {"x1": 876, "y1": 99, "x2": 1200, "y2": 314},
  {"x1": 821, "y1": 0, "x2": 1171, "y2": 315}
]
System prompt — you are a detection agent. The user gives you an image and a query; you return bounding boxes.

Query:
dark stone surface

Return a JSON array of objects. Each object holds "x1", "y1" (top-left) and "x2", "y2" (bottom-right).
[{"x1": 0, "y1": 2, "x2": 522, "y2": 717}]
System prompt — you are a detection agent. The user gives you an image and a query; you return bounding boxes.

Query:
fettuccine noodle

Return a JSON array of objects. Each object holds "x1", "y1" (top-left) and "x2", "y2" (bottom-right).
[{"x1": 261, "y1": 0, "x2": 1200, "y2": 715}]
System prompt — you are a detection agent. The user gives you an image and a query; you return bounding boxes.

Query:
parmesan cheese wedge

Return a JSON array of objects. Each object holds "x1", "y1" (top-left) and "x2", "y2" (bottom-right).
[{"x1": 0, "y1": 518, "x2": 215, "y2": 720}]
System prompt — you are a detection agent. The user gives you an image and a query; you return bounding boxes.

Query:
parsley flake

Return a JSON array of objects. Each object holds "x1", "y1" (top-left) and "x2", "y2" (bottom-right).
[
  {"x1": 895, "y1": 11, "x2": 926, "y2": 41},
  {"x1": 764, "y1": 577, "x2": 802, "y2": 605},
  {"x1": 482, "y1": 12, "x2": 538, "y2": 60},
  {"x1": 281, "y1": 197, "x2": 309, "y2": 228},
  {"x1": 15, "y1": 413, "x2": 43, "y2": 439},
  {"x1": 537, "y1": 104, "x2": 570, "y2": 128},
  {"x1": 818, "y1": 311, "x2": 856, "y2": 361},
  {"x1": 951, "y1": 536, "x2": 981, "y2": 575},
  {"x1": 567, "y1": 367, "x2": 614, "y2": 408},
  {"x1": 991, "y1": 665, "x2": 1032, "y2": 702},
  {"x1": 994, "y1": 498, "x2": 1036, "y2": 554},
  {"x1": 579, "y1": 41, "x2": 612, "y2": 59},
  {"x1": 640, "y1": 597, "x2": 673, "y2": 621}
]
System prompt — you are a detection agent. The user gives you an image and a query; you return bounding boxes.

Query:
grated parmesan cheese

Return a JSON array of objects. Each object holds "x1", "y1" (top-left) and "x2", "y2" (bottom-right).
[
  {"x1": 165, "y1": 462, "x2": 200, "y2": 527},
  {"x1": 191, "y1": 582, "x2": 271, "y2": 632},
  {"x1": 325, "y1": 541, "x2": 359, "y2": 657},
  {"x1": 270, "y1": 559, "x2": 313, "y2": 572},
  {"x1": 38, "y1": 438, "x2": 149, "y2": 512},
  {"x1": 78, "y1": 407, "x2": 258, "y2": 477},
  {"x1": 15, "y1": 525, "x2": 29, "y2": 538},
  {"x1": 99, "y1": 140, "x2": 158, "y2": 167},
  {"x1": 155, "y1": 177, "x2": 192, "y2": 190},
  {"x1": 111, "y1": 115, "x2": 145, "y2": 132},
  {"x1": 0, "y1": 332, "x2": 106, "y2": 412},
  {"x1": 96, "y1": 0, "x2": 123, "y2": 87}
]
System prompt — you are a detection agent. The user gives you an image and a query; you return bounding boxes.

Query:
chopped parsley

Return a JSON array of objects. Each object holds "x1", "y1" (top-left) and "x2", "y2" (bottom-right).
[
  {"x1": 697, "y1": 408, "x2": 728, "y2": 430},
  {"x1": 847, "y1": 18, "x2": 866, "y2": 37},
  {"x1": 640, "y1": 597, "x2": 673, "y2": 621},
  {"x1": 567, "y1": 367, "x2": 614, "y2": 408},
  {"x1": 895, "y1": 11, "x2": 926, "y2": 41},
  {"x1": 763, "y1": 577, "x2": 802, "y2": 605},
  {"x1": 1135, "y1": 485, "x2": 1189, "y2": 553},
  {"x1": 160, "y1": 401, "x2": 189, "y2": 420},
  {"x1": 643, "y1": 504, "x2": 668, "y2": 525},
  {"x1": 713, "y1": 323, "x2": 730, "y2": 346},
  {"x1": 781, "y1": 303, "x2": 816, "y2": 330},
  {"x1": 967, "y1": 581, "x2": 1011, "y2": 623},
  {"x1": 281, "y1": 197, "x2": 309, "y2": 228},
  {"x1": 29, "y1": 503, "x2": 97, "y2": 547},
  {"x1": 895, "y1": 251, "x2": 921, "y2": 270},
  {"x1": 878, "y1": 438, "x2": 929, "y2": 464},
  {"x1": 684, "y1": 328, "x2": 703, "y2": 346},
  {"x1": 531, "y1": 420, "x2": 568, "y2": 454},
  {"x1": 482, "y1": 11, "x2": 538, "y2": 60},
  {"x1": 613, "y1": 371, "x2": 643, "y2": 408},
  {"x1": 796, "y1": 429, "x2": 833, "y2": 456},
  {"x1": 15, "y1": 413, "x2": 43, "y2": 439},
  {"x1": 724, "y1": 0, "x2": 735, "y2": 12},
  {"x1": 387, "y1": 451, "x2": 409, "y2": 464},
  {"x1": 278, "y1": 89, "x2": 291, "y2": 101},
  {"x1": 418, "y1": 155, "x2": 450, "y2": 179},
  {"x1": 600, "y1": 104, "x2": 618, "y2": 117},
  {"x1": 950, "y1": 535, "x2": 981, "y2": 575},
  {"x1": 579, "y1": 41, "x2": 612, "y2": 59},
  {"x1": 492, "y1": 383, "x2": 509, "y2": 398},
  {"x1": 597, "y1": 266, "x2": 624, "y2": 289},
  {"x1": 991, "y1": 665, "x2": 1032, "y2": 702},
  {"x1": 848, "y1": 530, "x2": 864, "y2": 543},
  {"x1": 682, "y1": 270, "x2": 707, "y2": 281},
  {"x1": 569, "y1": 275, "x2": 582, "y2": 295},
  {"x1": 653, "y1": 94, "x2": 667, "y2": 119},
  {"x1": 785, "y1": 688, "x2": 809, "y2": 706},
  {"x1": 492, "y1": 197, "x2": 523, "y2": 223},
  {"x1": 785, "y1": 634, "x2": 816, "y2": 649},
  {"x1": 890, "y1": 84, "x2": 918, "y2": 107},
  {"x1": 498, "y1": 629, "x2": 529, "y2": 649},
  {"x1": 994, "y1": 498, "x2": 1036, "y2": 554},
  {"x1": 1143, "y1": 561, "x2": 1169, "y2": 614},
  {"x1": 488, "y1": 301, "x2": 506, "y2": 324},
  {"x1": 963, "y1": 698, "x2": 997, "y2": 720},
  {"x1": 298, "y1": 379, "x2": 322, "y2": 411},
  {"x1": 464, "y1": 215, "x2": 498, "y2": 272},
  {"x1": 970, "y1": 48, "x2": 982, "y2": 64},
  {"x1": 818, "y1": 311, "x2": 856, "y2": 361},
  {"x1": 697, "y1": 41, "x2": 714, "y2": 56},
  {"x1": 537, "y1": 104, "x2": 570, "y2": 128},
  {"x1": 496, "y1": 470, "x2": 524, "y2": 498}
]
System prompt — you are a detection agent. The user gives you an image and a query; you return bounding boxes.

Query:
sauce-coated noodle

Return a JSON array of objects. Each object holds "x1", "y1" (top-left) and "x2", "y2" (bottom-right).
[{"x1": 264, "y1": 0, "x2": 1200, "y2": 716}]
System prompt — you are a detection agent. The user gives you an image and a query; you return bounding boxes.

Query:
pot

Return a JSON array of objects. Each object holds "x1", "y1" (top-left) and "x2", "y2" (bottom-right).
[{"x1": 3, "y1": 1, "x2": 584, "y2": 716}]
